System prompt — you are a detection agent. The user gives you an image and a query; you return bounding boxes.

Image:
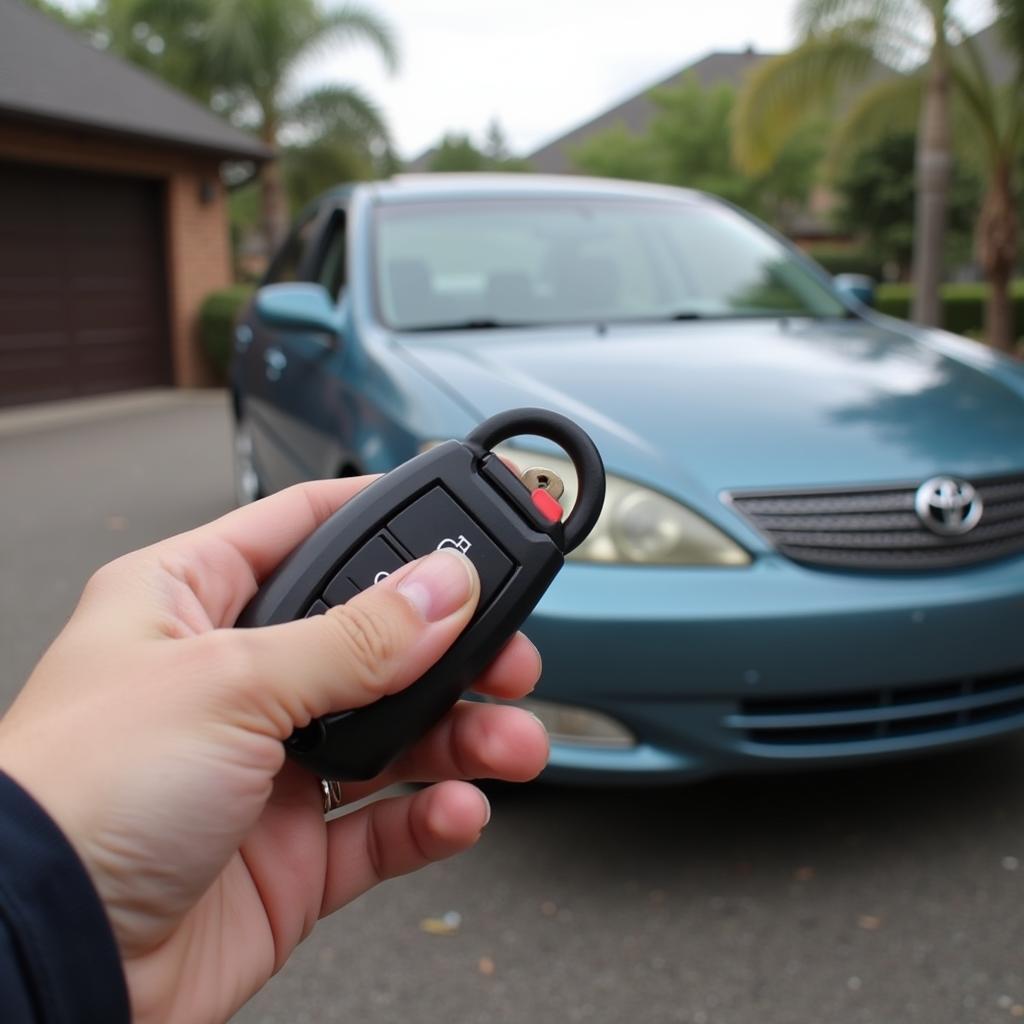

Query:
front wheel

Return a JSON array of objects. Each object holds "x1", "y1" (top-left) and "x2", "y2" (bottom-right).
[{"x1": 233, "y1": 415, "x2": 263, "y2": 506}]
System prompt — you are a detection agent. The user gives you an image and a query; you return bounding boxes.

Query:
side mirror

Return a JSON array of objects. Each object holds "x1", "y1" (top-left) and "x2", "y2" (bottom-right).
[
  {"x1": 833, "y1": 273, "x2": 876, "y2": 308},
  {"x1": 255, "y1": 283, "x2": 340, "y2": 335}
]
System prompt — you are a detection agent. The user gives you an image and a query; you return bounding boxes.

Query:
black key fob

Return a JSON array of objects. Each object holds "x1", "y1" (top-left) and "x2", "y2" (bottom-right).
[{"x1": 235, "y1": 408, "x2": 605, "y2": 781}]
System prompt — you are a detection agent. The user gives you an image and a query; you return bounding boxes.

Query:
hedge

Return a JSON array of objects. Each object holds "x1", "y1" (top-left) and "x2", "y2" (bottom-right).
[
  {"x1": 802, "y1": 243, "x2": 885, "y2": 281},
  {"x1": 199, "y1": 285, "x2": 255, "y2": 382},
  {"x1": 873, "y1": 280, "x2": 1024, "y2": 342}
]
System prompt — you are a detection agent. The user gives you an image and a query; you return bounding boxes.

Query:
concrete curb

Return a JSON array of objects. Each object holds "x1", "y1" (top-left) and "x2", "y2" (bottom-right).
[{"x1": 0, "y1": 389, "x2": 229, "y2": 438}]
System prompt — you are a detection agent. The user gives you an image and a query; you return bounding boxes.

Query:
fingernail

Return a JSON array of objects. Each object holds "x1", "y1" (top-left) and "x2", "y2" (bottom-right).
[
  {"x1": 397, "y1": 550, "x2": 477, "y2": 622},
  {"x1": 479, "y1": 789, "x2": 492, "y2": 827},
  {"x1": 526, "y1": 710, "x2": 549, "y2": 736}
]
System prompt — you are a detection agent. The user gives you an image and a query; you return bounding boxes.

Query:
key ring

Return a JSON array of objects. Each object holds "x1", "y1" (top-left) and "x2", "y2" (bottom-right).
[
  {"x1": 321, "y1": 778, "x2": 344, "y2": 814},
  {"x1": 465, "y1": 408, "x2": 606, "y2": 554}
]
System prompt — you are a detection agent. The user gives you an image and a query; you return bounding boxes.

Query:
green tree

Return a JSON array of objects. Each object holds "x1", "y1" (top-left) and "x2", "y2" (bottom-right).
[
  {"x1": 283, "y1": 140, "x2": 373, "y2": 210},
  {"x1": 428, "y1": 133, "x2": 488, "y2": 172},
  {"x1": 572, "y1": 75, "x2": 823, "y2": 229},
  {"x1": 481, "y1": 118, "x2": 532, "y2": 172},
  {"x1": 427, "y1": 121, "x2": 531, "y2": 173},
  {"x1": 483, "y1": 119, "x2": 511, "y2": 163},
  {"x1": 569, "y1": 123, "x2": 662, "y2": 183},
  {"x1": 967, "y1": 0, "x2": 1024, "y2": 349},
  {"x1": 733, "y1": 0, "x2": 960, "y2": 328},
  {"x1": 817, "y1": 11, "x2": 1024, "y2": 349},
  {"x1": 833, "y1": 132, "x2": 979, "y2": 278},
  {"x1": 75, "y1": 0, "x2": 399, "y2": 249}
]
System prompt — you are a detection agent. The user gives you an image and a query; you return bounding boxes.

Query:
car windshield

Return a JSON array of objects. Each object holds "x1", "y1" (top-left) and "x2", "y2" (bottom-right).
[{"x1": 373, "y1": 197, "x2": 847, "y2": 331}]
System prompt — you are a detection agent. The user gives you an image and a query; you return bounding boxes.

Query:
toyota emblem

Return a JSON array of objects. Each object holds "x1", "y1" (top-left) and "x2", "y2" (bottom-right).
[{"x1": 914, "y1": 476, "x2": 983, "y2": 536}]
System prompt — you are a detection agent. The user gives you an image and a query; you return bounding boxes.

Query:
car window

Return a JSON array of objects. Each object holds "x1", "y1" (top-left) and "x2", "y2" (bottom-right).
[
  {"x1": 373, "y1": 198, "x2": 847, "y2": 330},
  {"x1": 264, "y1": 208, "x2": 319, "y2": 284},
  {"x1": 315, "y1": 211, "x2": 347, "y2": 298}
]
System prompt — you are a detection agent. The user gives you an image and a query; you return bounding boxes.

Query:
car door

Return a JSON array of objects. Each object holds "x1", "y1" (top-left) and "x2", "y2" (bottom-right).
[
  {"x1": 265, "y1": 206, "x2": 360, "y2": 487},
  {"x1": 248, "y1": 202, "x2": 367, "y2": 492},
  {"x1": 300, "y1": 205, "x2": 412, "y2": 481},
  {"x1": 242, "y1": 203, "x2": 328, "y2": 491}
]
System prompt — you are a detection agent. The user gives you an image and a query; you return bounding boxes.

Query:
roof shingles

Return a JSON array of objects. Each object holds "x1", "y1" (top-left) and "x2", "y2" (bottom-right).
[
  {"x1": 526, "y1": 49, "x2": 771, "y2": 174},
  {"x1": 0, "y1": 0, "x2": 269, "y2": 161}
]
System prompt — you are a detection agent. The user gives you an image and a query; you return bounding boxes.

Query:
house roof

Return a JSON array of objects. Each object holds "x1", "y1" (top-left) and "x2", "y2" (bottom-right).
[
  {"x1": 525, "y1": 48, "x2": 773, "y2": 174},
  {"x1": 0, "y1": 0, "x2": 271, "y2": 161}
]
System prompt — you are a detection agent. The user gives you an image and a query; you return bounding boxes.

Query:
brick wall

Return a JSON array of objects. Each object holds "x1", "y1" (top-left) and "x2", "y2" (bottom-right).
[
  {"x1": 0, "y1": 118, "x2": 235, "y2": 387},
  {"x1": 164, "y1": 164, "x2": 232, "y2": 387}
]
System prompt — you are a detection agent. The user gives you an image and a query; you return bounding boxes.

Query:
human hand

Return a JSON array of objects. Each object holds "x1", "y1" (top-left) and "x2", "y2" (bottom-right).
[{"x1": 0, "y1": 478, "x2": 548, "y2": 1024}]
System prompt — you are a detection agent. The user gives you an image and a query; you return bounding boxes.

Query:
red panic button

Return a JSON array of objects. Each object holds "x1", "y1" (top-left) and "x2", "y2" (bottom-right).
[{"x1": 531, "y1": 487, "x2": 563, "y2": 524}]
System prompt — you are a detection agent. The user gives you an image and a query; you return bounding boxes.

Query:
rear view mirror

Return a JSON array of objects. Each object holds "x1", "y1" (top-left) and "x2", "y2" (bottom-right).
[
  {"x1": 255, "y1": 283, "x2": 340, "y2": 335},
  {"x1": 833, "y1": 273, "x2": 876, "y2": 308}
]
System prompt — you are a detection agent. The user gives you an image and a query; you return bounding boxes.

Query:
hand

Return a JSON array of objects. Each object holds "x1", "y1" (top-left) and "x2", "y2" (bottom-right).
[{"x1": 0, "y1": 478, "x2": 548, "y2": 1024}]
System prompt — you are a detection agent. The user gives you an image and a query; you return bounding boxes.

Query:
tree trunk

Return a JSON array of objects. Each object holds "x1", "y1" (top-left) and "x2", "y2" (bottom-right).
[
  {"x1": 910, "y1": 29, "x2": 952, "y2": 326},
  {"x1": 977, "y1": 160, "x2": 1018, "y2": 354},
  {"x1": 259, "y1": 117, "x2": 289, "y2": 255}
]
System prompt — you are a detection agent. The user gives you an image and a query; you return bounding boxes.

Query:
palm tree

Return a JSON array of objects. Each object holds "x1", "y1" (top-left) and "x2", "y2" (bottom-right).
[
  {"x1": 946, "y1": 16, "x2": 1021, "y2": 351},
  {"x1": 974, "y1": 0, "x2": 1024, "y2": 352},
  {"x1": 84, "y1": 0, "x2": 398, "y2": 249},
  {"x1": 733, "y1": 0, "x2": 959, "y2": 327},
  {"x1": 832, "y1": 45, "x2": 1020, "y2": 351},
  {"x1": 737, "y1": 4, "x2": 1023, "y2": 352}
]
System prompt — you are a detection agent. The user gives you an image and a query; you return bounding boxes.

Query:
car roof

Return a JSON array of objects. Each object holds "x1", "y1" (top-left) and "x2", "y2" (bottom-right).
[{"x1": 319, "y1": 173, "x2": 710, "y2": 207}]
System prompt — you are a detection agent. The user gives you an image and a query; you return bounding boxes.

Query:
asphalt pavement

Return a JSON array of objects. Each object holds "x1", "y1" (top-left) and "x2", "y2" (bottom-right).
[{"x1": 2, "y1": 391, "x2": 1024, "y2": 1024}]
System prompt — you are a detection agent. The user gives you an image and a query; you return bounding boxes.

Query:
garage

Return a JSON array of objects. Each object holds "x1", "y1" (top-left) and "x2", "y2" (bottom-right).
[
  {"x1": 0, "y1": 1, "x2": 270, "y2": 407},
  {"x1": 0, "y1": 162, "x2": 170, "y2": 406}
]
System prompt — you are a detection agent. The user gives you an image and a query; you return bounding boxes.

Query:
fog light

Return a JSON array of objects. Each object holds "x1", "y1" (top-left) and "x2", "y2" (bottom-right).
[{"x1": 514, "y1": 696, "x2": 636, "y2": 749}]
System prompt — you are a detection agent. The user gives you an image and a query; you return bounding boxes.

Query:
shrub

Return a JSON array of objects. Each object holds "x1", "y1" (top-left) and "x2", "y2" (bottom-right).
[
  {"x1": 873, "y1": 280, "x2": 1024, "y2": 345},
  {"x1": 199, "y1": 285, "x2": 254, "y2": 382}
]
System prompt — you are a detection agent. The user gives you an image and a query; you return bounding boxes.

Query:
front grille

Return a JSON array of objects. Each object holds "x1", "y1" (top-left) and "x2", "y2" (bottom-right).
[
  {"x1": 726, "y1": 473, "x2": 1024, "y2": 570},
  {"x1": 726, "y1": 669, "x2": 1024, "y2": 747}
]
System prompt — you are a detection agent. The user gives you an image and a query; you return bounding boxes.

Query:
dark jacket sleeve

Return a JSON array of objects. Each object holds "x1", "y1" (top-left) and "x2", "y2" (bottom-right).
[{"x1": 0, "y1": 771, "x2": 130, "y2": 1023}]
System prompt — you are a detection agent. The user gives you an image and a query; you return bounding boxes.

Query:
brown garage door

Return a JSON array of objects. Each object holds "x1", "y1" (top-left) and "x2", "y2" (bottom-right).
[{"x1": 0, "y1": 162, "x2": 170, "y2": 407}]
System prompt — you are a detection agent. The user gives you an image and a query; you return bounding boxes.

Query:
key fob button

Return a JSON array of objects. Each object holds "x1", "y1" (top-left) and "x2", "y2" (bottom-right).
[
  {"x1": 305, "y1": 599, "x2": 330, "y2": 617},
  {"x1": 325, "y1": 536, "x2": 405, "y2": 600},
  {"x1": 388, "y1": 488, "x2": 513, "y2": 607},
  {"x1": 322, "y1": 573, "x2": 360, "y2": 606}
]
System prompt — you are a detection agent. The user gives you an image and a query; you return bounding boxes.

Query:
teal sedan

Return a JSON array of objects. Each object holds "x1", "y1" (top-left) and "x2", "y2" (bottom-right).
[{"x1": 231, "y1": 173, "x2": 1024, "y2": 783}]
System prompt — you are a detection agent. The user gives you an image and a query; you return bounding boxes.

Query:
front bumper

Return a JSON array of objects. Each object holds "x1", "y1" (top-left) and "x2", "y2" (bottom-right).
[{"x1": 524, "y1": 552, "x2": 1024, "y2": 783}]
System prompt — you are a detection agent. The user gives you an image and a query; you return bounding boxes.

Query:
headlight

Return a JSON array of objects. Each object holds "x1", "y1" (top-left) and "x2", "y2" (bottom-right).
[{"x1": 495, "y1": 446, "x2": 750, "y2": 566}]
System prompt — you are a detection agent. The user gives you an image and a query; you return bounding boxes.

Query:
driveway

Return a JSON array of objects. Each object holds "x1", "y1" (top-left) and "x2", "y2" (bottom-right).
[{"x1": 2, "y1": 391, "x2": 1024, "y2": 1024}]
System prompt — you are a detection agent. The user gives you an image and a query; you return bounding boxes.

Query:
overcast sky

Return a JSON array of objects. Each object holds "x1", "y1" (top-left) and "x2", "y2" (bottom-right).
[
  {"x1": 304, "y1": 0, "x2": 994, "y2": 162},
  {"x1": 304, "y1": 0, "x2": 800, "y2": 160}
]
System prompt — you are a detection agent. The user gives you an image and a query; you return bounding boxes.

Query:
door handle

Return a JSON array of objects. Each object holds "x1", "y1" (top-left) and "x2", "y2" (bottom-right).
[{"x1": 264, "y1": 347, "x2": 287, "y2": 382}]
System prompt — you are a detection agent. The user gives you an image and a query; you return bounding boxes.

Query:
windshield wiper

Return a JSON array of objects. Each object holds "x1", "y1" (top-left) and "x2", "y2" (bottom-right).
[
  {"x1": 402, "y1": 318, "x2": 534, "y2": 333},
  {"x1": 604, "y1": 311, "x2": 707, "y2": 324}
]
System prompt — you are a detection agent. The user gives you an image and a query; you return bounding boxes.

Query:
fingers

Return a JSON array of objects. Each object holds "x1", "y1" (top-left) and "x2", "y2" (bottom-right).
[
  {"x1": 471, "y1": 632, "x2": 542, "y2": 700},
  {"x1": 81, "y1": 477, "x2": 379, "y2": 630},
  {"x1": 206, "y1": 477, "x2": 378, "y2": 582},
  {"x1": 217, "y1": 550, "x2": 481, "y2": 735},
  {"x1": 341, "y1": 701, "x2": 549, "y2": 802},
  {"x1": 320, "y1": 781, "x2": 489, "y2": 918},
  {"x1": 183, "y1": 477, "x2": 378, "y2": 627}
]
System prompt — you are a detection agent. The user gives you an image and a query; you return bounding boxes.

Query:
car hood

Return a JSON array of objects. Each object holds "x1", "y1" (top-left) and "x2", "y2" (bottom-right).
[{"x1": 393, "y1": 317, "x2": 1024, "y2": 497}]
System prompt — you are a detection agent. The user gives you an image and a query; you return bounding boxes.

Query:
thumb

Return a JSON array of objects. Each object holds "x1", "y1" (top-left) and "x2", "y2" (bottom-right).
[{"x1": 213, "y1": 549, "x2": 481, "y2": 736}]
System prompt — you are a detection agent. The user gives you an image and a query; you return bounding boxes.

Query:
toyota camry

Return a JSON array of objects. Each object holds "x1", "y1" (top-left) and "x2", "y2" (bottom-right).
[{"x1": 231, "y1": 174, "x2": 1024, "y2": 783}]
